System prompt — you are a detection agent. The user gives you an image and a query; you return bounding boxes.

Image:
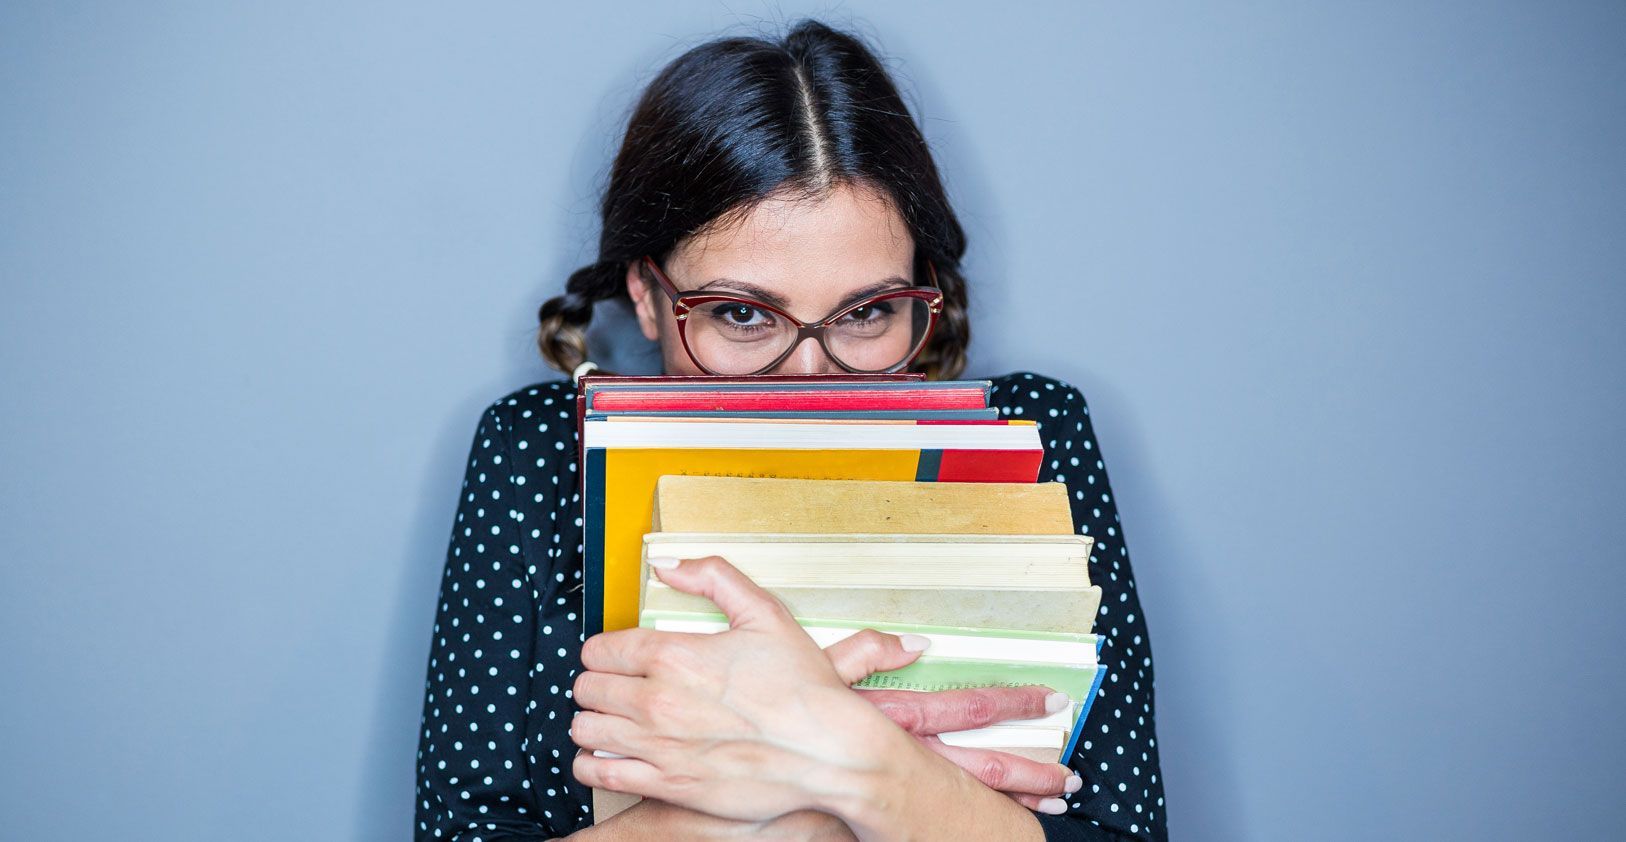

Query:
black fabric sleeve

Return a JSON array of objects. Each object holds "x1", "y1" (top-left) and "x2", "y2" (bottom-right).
[
  {"x1": 1010, "y1": 373, "x2": 1169, "y2": 841},
  {"x1": 414, "y1": 402, "x2": 555, "y2": 841}
]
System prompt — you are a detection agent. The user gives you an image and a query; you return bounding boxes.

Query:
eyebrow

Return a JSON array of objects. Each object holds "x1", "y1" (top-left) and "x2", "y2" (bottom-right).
[{"x1": 698, "y1": 277, "x2": 912, "y2": 312}]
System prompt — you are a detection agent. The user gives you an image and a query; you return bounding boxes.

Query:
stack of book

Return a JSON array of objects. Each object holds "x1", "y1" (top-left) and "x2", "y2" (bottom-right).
[{"x1": 577, "y1": 375, "x2": 1105, "y2": 821}]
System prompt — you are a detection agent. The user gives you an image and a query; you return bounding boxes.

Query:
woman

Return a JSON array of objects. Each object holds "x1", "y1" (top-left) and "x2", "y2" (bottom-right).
[{"x1": 415, "y1": 19, "x2": 1166, "y2": 841}]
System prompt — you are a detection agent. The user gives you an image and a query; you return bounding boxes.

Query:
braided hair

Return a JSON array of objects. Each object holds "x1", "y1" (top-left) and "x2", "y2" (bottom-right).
[{"x1": 538, "y1": 19, "x2": 971, "y2": 380}]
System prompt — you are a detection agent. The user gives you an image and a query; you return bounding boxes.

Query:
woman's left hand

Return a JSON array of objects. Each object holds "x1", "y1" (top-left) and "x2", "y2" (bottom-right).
[{"x1": 570, "y1": 554, "x2": 920, "y2": 824}]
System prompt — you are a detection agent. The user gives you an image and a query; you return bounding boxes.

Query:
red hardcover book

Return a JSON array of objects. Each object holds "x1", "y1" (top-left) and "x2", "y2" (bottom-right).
[
  {"x1": 590, "y1": 386, "x2": 988, "y2": 412},
  {"x1": 573, "y1": 373, "x2": 932, "y2": 474}
]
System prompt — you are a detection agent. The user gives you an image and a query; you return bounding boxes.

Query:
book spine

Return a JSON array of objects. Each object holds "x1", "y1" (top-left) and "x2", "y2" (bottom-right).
[
  {"x1": 1061, "y1": 661, "x2": 1111, "y2": 762},
  {"x1": 591, "y1": 390, "x2": 986, "y2": 412},
  {"x1": 583, "y1": 448, "x2": 607, "y2": 637},
  {"x1": 936, "y1": 448, "x2": 1045, "y2": 482},
  {"x1": 646, "y1": 614, "x2": 1098, "y2": 663}
]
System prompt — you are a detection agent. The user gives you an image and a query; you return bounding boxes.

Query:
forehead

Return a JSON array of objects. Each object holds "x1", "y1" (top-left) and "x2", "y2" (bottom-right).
[{"x1": 672, "y1": 182, "x2": 915, "y2": 293}]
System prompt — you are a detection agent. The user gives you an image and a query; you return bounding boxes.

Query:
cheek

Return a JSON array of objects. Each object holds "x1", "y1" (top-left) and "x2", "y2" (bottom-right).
[{"x1": 652, "y1": 317, "x2": 705, "y2": 376}]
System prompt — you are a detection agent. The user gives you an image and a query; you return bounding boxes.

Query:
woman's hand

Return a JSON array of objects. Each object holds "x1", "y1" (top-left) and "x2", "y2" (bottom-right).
[
  {"x1": 824, "y1": 632, "x2": 1082, "y2": 814},
  {"x1": 569, "y1": 554, "x2": 1070, "y2": 838},
  {"x1": 570, "y1": 554, "x2": 918, "y2": 823}
]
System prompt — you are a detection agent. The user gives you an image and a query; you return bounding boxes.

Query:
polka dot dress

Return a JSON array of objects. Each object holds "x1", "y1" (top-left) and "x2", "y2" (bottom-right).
[{"x1": 414, "y1": 372, "x2": 1167, "y2": 841}]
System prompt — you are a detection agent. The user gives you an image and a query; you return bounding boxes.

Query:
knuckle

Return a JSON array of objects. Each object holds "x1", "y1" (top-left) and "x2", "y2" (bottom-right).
[
  {"x1": 975, "y1": 755, "x2": 1010, "y2": 789},
  {"x1": 579, "y1": 636, "x2": 603, "y2": 669},
  {"x1": 962, "y1": 691, "x2": 999, "y2": 726},
  {"x1": 638, "y1": 631, "x2": 670, "y2": 660},
  {"x1": 568, "y1": 713, "x2": 594, "y2": 745},
  {"x1": 654, "y1": 636, "x2": 704, "y2": 676},
  {"x1": 851, "y1": 628, "x2": 888, "y2": 655},
  {"x1": 878, "y1": 698, "x2": 924, "y2": 732},
  {"x1": 571, "y1": 751, "x2": 597, "y2": 785},
  {"x1": 641, "y1": 688, "x2": 683, "y2": 731}
]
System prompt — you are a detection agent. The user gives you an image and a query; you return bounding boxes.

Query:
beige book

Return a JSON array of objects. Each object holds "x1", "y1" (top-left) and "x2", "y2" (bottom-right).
[
  {"x1": 640, "y1": 532, "x2": 1095, "y2": 590},
  {"x1": 652, "y1": 475, "x2": 1076, "y2": 535},
  {"x1": 593, "y1": 788, "x2": 642, "y2": 824},
  {"x1": 644, "y1": 582, "x2": 1102, "y2": 634}
]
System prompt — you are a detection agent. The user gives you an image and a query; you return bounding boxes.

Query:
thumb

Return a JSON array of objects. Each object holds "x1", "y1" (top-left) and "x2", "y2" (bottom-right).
[
  {"x1": 646, "y1": 554, "x2": 793, "y2": 632},
  {"x1": 824, "y1": 628, "x2": 930, "y2": 685}
]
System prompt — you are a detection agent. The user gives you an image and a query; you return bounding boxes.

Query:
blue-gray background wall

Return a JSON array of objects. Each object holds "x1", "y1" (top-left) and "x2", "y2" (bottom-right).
[{"x1": 2, "y1": 2, "x2": 1622, "y2": 839}]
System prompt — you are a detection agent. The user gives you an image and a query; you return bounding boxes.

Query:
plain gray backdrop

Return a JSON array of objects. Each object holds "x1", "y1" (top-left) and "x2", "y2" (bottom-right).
[{"x1": 3, "y1": 2, "x2": 1623, "y2": 839}]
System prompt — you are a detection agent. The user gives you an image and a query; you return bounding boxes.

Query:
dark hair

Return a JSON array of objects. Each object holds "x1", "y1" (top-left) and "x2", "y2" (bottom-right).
[{"x1": 538, "y1": 19, "x2": 971, "y2": 379}]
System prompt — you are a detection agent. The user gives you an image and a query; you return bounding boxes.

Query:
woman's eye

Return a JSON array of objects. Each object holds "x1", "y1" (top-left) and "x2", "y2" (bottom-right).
[
  {"x1": 707, "y1": 303, "x2": 775, "y2": 329},
  {"x1": 843, "y1": 301, "x2": 896, "y2": 323}
]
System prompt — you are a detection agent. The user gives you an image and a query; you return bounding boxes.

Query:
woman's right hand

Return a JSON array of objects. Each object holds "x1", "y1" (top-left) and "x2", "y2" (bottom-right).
[{"x1": 823, "y1": 631, "x2": 1084, "y2": 814}]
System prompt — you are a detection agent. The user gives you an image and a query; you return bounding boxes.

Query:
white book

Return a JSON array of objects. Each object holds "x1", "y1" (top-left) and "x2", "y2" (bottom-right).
[
  {"x1": 937, "y1": 726, "x2": 1065, "y2": 750},
  {"x1": 583, "y1": 418, "x2": 1040, "y2": 450}
]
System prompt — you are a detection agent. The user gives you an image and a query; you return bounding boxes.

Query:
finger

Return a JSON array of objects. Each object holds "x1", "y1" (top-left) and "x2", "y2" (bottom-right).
[
  {"x1": 919, "y1": 737, "x2": 1078, "y2": 797},
  {"x1": 572, "y1": 670, "x2": 649, "y2": 718},
  {"x1": 824, "y1": 628, "x2": 928, "y2": 684},
  {"x1": 1008, "y1": 793, "x2": 1070, "y2": 815},
  {"x1": 572, "y1": 748, "x2": 669, "y2": 800},
  {"x1": 859, "y1": 685, "x2": 1064, "y2": 734},
  {"x1": 569, "y1": 710, "x2": 645, "y2": 757},
  {"x1": 580, "y1": 627, "x2": 668, "y2": 676},
  {"x1": 646, "y1": 554, "x2": 793, "y2": 632}
]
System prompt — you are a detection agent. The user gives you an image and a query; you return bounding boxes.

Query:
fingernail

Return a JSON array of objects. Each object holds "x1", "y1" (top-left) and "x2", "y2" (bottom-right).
[
  {"x1": 1038, "y1": 798, "x2": 1067, "y2": 815},
  {"x1": 646, "y1": 556, "x2": 681, "y2": 570},
  {"x1": 1044, "y1": 692, "x2": 1070, "y2": 714},
  {"x1": 900, "y1": 633, "x2": 931, "y2": 652},
  {"x1": 592, "y1": 750, "x2": 627, "y2": 759},
  {"x1": 1064, "y1": 774, "x2": 1083, "y2": 794}
]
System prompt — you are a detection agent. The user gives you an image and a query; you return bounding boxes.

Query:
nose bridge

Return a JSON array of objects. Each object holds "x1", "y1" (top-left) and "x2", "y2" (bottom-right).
[{"x1": 776, "y1": 330, "x2": 842, "y2": 374}]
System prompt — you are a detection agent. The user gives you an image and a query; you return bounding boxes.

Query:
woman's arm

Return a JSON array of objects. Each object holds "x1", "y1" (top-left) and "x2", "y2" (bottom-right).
[
  {"x1": 567, "y1": 555, "x2": 1055, "y2": 842},
  {"x1": 414, "y1": 402, "x2": 555, "y2": 840}
]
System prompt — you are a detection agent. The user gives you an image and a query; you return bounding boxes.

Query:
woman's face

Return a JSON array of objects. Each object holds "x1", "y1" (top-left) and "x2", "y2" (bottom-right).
[{"x1": 626, "y1": 181, "x2": 917, "y2": 376}]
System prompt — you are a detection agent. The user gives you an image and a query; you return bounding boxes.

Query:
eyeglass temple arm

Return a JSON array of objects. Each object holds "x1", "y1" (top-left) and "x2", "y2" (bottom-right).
[{"x1": 640, "y1": 256, "x2": 683, "y2": 300}]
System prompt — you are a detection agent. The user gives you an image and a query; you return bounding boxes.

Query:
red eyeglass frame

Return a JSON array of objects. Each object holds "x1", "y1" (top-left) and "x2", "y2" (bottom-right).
[{"x1": 638, "y1": 255, "x2": 945, "y2": 376}]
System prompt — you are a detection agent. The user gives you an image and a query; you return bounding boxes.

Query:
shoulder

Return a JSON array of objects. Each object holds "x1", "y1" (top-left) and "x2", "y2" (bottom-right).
[
  {"x1": 985, "y1": 370, "x2": 1092, "y2": 419},
  {"x1": 985, "y1": 371, "x2": 1103, "y2": 460},
  {"x1": 474, "y1": 379, "x2": 578, "y2": 436}
]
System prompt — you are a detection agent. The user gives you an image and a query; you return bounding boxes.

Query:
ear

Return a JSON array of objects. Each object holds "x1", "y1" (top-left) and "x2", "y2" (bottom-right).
[{"x1": 624, "y1": 260, "x2": 662, "y2": 342}]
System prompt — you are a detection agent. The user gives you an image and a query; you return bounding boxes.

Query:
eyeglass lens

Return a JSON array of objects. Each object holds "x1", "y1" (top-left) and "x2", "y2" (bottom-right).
[{"x1": 685, "y1": 296, "x2": 934, "y2": 375}]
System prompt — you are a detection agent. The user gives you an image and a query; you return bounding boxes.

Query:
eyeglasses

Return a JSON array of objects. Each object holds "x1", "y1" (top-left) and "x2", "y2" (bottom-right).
[{"x1": 638, "y1": 255, "x2": 945, "y2": 376}]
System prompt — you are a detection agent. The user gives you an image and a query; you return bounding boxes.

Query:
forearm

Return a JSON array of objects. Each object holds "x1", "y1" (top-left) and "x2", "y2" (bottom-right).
[
  {"x1": 825, "y1": 724, "x2": 1045, "y2": 842},
  {"x1": 560, "y1": 799, "x2": 854, "y2": 841}
]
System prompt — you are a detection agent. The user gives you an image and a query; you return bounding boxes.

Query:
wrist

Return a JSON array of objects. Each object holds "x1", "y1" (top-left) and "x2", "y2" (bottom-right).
[
  {"x1": 815, "y1": 718, "x2": 1047, "y2": 842},
  {"x1": 813, "y1": 716, "x2": 936, "y2": 838}
]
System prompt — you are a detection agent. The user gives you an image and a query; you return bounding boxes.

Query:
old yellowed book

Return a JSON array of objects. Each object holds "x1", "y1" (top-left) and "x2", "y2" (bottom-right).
[
  {"x1": 592, "y1": 788, "x2": 642, "y2": 823},
  {"x1": 651, "y1": 475, "x2": 1076, "y2": 535},
  {"x1": 645, "y1": 581, "x2": 1101, "y2": 634},
  {"x1": 641, "y1": 532, "x2": 1094, "y2": 588}
]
